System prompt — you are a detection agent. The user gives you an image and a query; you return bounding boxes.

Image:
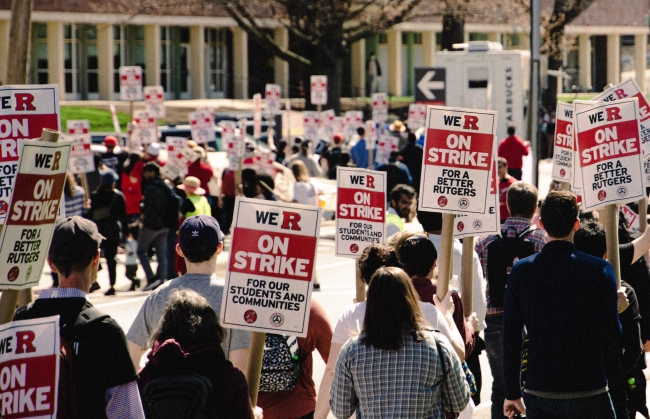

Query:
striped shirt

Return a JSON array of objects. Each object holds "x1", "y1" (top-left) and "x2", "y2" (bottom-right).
[
  {"x1": 331, "y1": 329, "x2": 469, "y2": 418},
  {"x1": 475, "y1": 217, "x2": 547, "y2": 315},
  {"x1": 64, "y1": 185, "x2": 85, "y2": 217}
]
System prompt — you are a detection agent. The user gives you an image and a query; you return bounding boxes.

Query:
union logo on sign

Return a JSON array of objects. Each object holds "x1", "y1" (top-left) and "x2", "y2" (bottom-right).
[
  {"x1": 270, "y1": 313, "x2": 284, "y2": 327},
  {"x1": 438, "y1": 196, "x2": 448, "y2": 207},
  {"x1": 457, "y1": 222, "x2": 465, "y2": 232},
  {"x1": 560, "y1": 169, "x2": 566, "y2": 177},
  {"x1": 458, "y1": 198, "x2": 469, "y2": 209},
  {"x1": 616, "y1": 186, "x2": 628, "y2": 197},
  {"x1": 473, "y1": 219, "x2": 483, "y2": 229},
  {"x1": 244, "y1": 310, "x2": 257, "y2": 323},
  {"x1": 350, "y1": 244, "x2": 359, "y2": 253},
  {"x1": 598, "y1": 190, "x2": 607, "y2": 201}
]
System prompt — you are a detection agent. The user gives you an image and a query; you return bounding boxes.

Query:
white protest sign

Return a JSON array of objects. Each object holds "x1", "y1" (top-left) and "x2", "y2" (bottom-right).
[
  {"x1": 336, "y1": 167, "x2": 386, "y2": 257},
  {"x1": 189, "y1": 110, "x2": 214, "y2": 144},
  {"x1": 334, "y1": 117, "x2": 345, "y2": 140},
  {"x1": 593, "y1": 78, "x2": 650, "y2": 159},
  {"x1": 253, "y1": 93, "x2": 262, "y2": 139},
  {"x1": 310, "y1": 75, "x2": 328, "y2": 106},
  {"x1": 164, "y1": 136, "x2": 188, "y2": 171},
  {"x1": 320, "y1": 109, "x2": 336, "y2": 140},
  {"x1": 407, "y1": 103, "x2": 427, "y2": 131},
  {"x1": 144, "y1": 86, "x2": 166, "y2": 119},
  {"x1": 621, "y1": 204, "x2": 640, "y2": 234},
  {"x1": 644, "y1": 160, "x2": 650, "y2": 186},
  {"x1": 418, "y1": 106, "x2": 497, "y2": 215},
  {"x1": 265, "y1": 84, "x2": 282, "y2": 115},
  {"x1": 454, "y1": 143, "x2": 500, "y2": 238},
  {"x1": 66, "y1": 120, "x2": 93, "y2": 174},
  {"x1": 0, "y1": 141, "x2": 71, "y2": 289},
  {"x1": 572, "y1": 101, "x2": 597, "y2": 197},
  {"x1": 364, "y1": 121, "x2": 377, "y2": 150},
  {"x1": 302, "y1": 111, "x2": 320, "y2": 142},
  {"x1": 0, "y1": 316, "x2": 60, "y2": 418},
  {"x1": 375, "y1": 135, "x2": 398, "y2": 164},
  {"x1": 109, "y1": 103, "x2": 122, "y2": 138},
  {"x1": 574, "y1": 98, "x2": 644, "y2": 210},
  {"x1": 372, "y1": 92, "x2": 388, "y2": 123},
  {"x1": 552, "y1": 101, "x2": 574, "y2": 183},
  {"x1": 344, "y1": 111, "x2": 363, "y2": 140},
  {"x1": 221, "y1": 198, "x2": 321, "y2": 336},
  {"x1": 221, "y1": 120, "x2": 240, "y2": 171},
  {"x1": 131, "y1": 110, "x2": 157, "y2": 147},
  {"x1": 119, "y1": 66, "x2": 143, "y2": 101},
  {"x1": 0, "y1": 85, "x2": 60, "y2": 225}
]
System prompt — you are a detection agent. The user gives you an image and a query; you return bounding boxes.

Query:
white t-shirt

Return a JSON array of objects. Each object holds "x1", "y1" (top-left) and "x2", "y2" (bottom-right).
[
  {"x1": 332, "y1": 300, "x2": 453, "y2": 345},
  {"x1": 293, "y1": 181, "x2": 319, "y2": 206}
]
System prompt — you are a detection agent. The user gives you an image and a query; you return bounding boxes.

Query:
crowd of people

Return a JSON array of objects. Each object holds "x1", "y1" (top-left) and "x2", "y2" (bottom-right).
[{"x1": 15, "y1": 119, "x2": 649, "y2": 419}]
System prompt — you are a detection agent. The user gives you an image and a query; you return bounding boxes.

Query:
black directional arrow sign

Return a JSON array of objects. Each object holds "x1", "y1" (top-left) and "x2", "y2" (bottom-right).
[{"x1": 415, "y1": 68, "x2": 446, "y2": 104}]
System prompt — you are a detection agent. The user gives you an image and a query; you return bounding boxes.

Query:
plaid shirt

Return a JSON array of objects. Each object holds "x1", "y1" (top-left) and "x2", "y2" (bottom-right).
[
  {"x1": 475, "y1": 217, "x2": 547, "y2": 315},
  {"x1": 331, "y1": 329, "x2": 469, "y2": 418}
]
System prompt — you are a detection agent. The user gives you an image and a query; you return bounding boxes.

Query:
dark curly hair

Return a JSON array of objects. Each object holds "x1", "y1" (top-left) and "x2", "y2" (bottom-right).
[
  {"x1": 149, "y1": 289, "x2": 225, "y2": 348},
  {"x1": 358, "y1": 244, "x2": 401, "y2": 284}
]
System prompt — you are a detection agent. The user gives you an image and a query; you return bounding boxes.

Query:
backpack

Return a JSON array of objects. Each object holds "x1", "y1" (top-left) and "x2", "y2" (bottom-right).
[
  {"x1": 142, "y1": 373, "x2": 218, "y2": 419},
  {"x1": 15, "y1": 303, "x2": 108, "y2": 419},
  {"x1": 486, "y1": 226, "x2": 537, "y2": 307},
  {"x1": 258, "y1": 334, "x2": 301, "y2": 393}
]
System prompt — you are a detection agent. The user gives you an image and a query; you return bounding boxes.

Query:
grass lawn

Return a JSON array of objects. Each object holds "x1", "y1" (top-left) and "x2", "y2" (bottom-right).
[{"x1": 60, "y1": 106, "x2": 131, "y2": 132}]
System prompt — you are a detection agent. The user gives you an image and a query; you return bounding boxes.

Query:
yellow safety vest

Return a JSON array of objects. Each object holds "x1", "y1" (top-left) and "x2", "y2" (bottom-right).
[{"x1": 185, "y1": 195, "x2": 212, "y2": 217}]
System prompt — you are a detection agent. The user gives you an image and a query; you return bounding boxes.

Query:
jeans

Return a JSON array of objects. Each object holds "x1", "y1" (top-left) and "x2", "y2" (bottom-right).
[
  {"x1": 137, "y1": 226, "x2": 169, "y2": 283},
  {"x1": 523, "y1": 391, "x2": 615, "y2": 419},
  {"x1": 485, "y1": 315, "x2": 508, "y2": 419}
]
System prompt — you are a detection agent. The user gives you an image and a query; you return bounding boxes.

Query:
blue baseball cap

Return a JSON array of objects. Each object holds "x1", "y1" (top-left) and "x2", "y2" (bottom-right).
[{"x1": 179, "y1": 215, "x2": 224, "y2": 253}]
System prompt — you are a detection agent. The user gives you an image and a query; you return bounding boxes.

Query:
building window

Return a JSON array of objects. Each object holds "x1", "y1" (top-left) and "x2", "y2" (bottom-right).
[
  {"x1": 401, "y1": 32, "x2": 423, "y2": 45},
  {"x1": 205, "y1": 28, "x2": 228, "y2": 98},
  {"x1": 30, "y1": 23, "x2": 48, "y2": 85},
  {"x1": 161, "y1": 26, "x2": 190, "y2": 99},
  {"x1": 378, "y1": 33, "x2": 387, "y2": 44},
  {"x1": 113, "y1": 25, "x2": 146, "y2": 93},
  {"x1": 469, "y1": 33, "x2": 488, "y2": 41}
]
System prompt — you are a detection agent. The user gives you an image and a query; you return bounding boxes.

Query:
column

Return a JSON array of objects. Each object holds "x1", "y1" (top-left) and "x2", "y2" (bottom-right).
[
  {"x1": 97, "y1": 24, "x2": 114, "y2": 100},
  {"x1": 274, "y1": 27, "x2": 289, "y2": 96},
  {"x1": 190, "y1": 26, "x2": 205, "y2": 99},
  {"x1": 578, "y1": 34, "x2": 592, "y2": 91},
  {"x1": 0, "y1": 21, "x2": 9, "y2": 84},
  {"x1": 144, "y1": 25, "x2": 161, "y2": 86},
  {"x1": 635, "y1": 33, "x2": 647, "y2": 93},
  {"x1": 607, "y1": 34, "x2": 620, "y2": 85},
  {"x1": 387, "y1": 29, "x2": 402, "y2": 96},
  {"x1": 350, "y1": 39, "x2": 365, "y2": 97},
  {"x1": 422, "y1": 31, "x2": 436, "y2": 67},
  {"x1": 232, "y1": 27, "x2": 248, "y2": 99},
  {"x1": 47, "y1": 22, "x2": 65, "y2": 94}
]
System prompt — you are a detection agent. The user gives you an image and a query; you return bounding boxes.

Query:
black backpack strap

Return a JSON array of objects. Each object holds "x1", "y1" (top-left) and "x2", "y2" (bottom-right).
[
  {"x1": 517, "y1": 226, "x2": 536, "y2": 240},
  {"x1": 74, "y1": 305, "x2": 109, "y2": 328},
  {"x1": 14, "y1": 302, "x2": 35, "y2": 321}
]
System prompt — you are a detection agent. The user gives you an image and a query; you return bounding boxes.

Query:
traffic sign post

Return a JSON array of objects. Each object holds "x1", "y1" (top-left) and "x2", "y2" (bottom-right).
[{"x1": 415, "y1": 68, "x2": 446, "y2": 105}]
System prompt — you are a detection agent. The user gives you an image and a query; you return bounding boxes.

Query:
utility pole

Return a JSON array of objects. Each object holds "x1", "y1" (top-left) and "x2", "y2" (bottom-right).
[{"x1": 527, "y1": 0, "x2": 540, "y2": 187}]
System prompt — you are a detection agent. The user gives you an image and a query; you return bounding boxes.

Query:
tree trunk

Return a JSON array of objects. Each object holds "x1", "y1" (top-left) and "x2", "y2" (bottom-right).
[
  {"x1": 441, "y1": 14, "x2": 464, "y2": 51},
  {"x1": 543, "y1": 55, "x2": 563, "y2": 112}
]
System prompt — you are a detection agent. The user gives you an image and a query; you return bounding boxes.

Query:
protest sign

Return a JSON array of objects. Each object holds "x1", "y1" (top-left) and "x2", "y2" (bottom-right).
[
  {"x1": 621, "y1": 204, "x2": 640, "y2": 234},
  {"x1": 265, "y1": 84, "x2": 281, "y2": 116},
  {"x1": 320, "y1": 109, "x2": 336, "y2": 140},
  {"x1": 454, "y1": 144, "x2": 500, "y2": 238},
  {"x1": 344, "y1": 111, "x2": 363, "y2": 140},
  {"x1": 189, "y1": 110, "x2": 214, "y2": 144},
  {"x1": 0, "y1": 316, "x2": 60, "y2": 418},
  {"x1": 0, "y1": 85, "x2": 60, "y2": 225},
  {"x1": 310, "y1": 75, "x2": 327, "y2": 106},
  {"x1": 0, "y1": 141, "x2": 71, "y2": 289},
  {"x1": 571, "y1": 101, "x2": 599, "y2": 197},
  {"x1": 574, "y1": 98, "x2": 644, "y2": 210},
  {"x1": 335, "y1": 167, "x2": 386, "y2": 258},
  {"x1": 302, "y1": 111, "x2": 320, "y2": 142},
  {"x1": 119, "y1": 66, "x2": 143, "y2": 101},
  {"x1": 221, "y1": 198, "x2": 321, "y2": 336},
  {"x1": 375, "y1": 135, "x2": 398, "y2": 165},
  {"x1": 407, "y1": 103, "x2": 427, "y2": 131},
  {"x1": 552, "y1": 101, "x2": 574, "y2": 183},
  {"x1": 418, "y1": 106, "x2": 497, "y2": 215},
  {"x1": 144, "y1": 86, "x2": 165, "y2": 119},
  {"x1": 65, "y1": 120, "x2": 94, "y2": 175},
  {"x1": 333, "y1": 117, "x2": 345, "y2": 140},
  {"x1": 593, "y1": 78, "x2": 650, "y2": 159},
  {"x1": 372, "y1": 92, "x2": 388, "y2": 123},
  {"x1": 131, "y1": 110, "x2": 157, "y2": 147},
  {"x1": 364, "y1": 121, "x2": 378, "y2": 151}
]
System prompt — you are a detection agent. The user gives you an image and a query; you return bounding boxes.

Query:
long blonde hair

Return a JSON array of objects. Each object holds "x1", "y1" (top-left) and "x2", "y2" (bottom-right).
[{"x1": 290, "y1": 160, "x2": 310, "y2": 183}]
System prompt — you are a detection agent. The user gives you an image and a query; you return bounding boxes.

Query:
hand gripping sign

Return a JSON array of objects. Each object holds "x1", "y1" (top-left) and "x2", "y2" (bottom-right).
[
  {"x1": 336, "y1": 167, "x2": 386, "y2": 258},
  {"x1": 552, "y1": 101, "x2": 574, "y2": 183},
  {"x1": 119, "y1": 66, "x2": 143, "y2": 101},
  {"x1": 418, "y1": 106, "x2": 497, "y2": 215},
  {"x1": 221, "y1": 198, "x2": 322, "y2": 336},
  {"x1": 0, "y1": 85, "x2": 60, "y2": 225},
  {"x1": 144, "y1": 86, "x2": 166, "y2": 119},
  {"x1": 593, "y1": 78, "x2": 650, "y2": 159},
  {"x1": 0, "y1": 316, "x2": 60, "y2": 418},
  {"x1": 0, "y1": 141, "x2": 71, "y2": 289},
  {"x1": 574, "y1": 98, "x2": 644, "y2": 211},
  {"x1": 454, "y1": 143, "x2": 500, "y2": 238}
]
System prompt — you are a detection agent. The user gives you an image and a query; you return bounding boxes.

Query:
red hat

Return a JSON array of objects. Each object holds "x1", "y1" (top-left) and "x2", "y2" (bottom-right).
[
  {"x1": 333, "y1": 133, "x2": 343, "y2": 144},
  {"x1": 104, "y1": 135, "x2": 118, "y2": 147}
]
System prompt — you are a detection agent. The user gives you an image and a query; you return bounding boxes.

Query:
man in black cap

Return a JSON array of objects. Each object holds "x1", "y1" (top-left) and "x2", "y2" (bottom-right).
[
  {"x1": 127, "y1": 215, "x2": 251, "y2": 375},
  {"x1": 14, "y1": 216, "x2": 144, "y2": 419}
]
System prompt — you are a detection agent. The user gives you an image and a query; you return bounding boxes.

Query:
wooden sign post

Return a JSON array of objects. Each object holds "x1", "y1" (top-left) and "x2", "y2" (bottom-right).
[{"x1": 436, "y1": 213, "x2": 455, "y2": 300}]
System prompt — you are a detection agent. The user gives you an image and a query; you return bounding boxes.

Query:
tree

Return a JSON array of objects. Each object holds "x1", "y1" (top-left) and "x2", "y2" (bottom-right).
[
  {"x1": 215, "y1": 0, "x2": 427, "y2": 112},
  {"x1": 540, "y1": 0, "x2": 594, "y2": 109}
]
